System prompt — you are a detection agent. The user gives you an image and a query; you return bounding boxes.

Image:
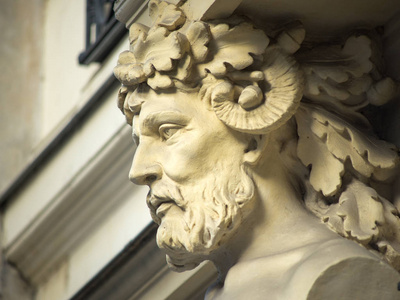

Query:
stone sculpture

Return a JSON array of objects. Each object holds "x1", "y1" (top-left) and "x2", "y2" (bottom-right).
[{"x1": 114, "y1": 1, "x2": 400, "y2": 298}]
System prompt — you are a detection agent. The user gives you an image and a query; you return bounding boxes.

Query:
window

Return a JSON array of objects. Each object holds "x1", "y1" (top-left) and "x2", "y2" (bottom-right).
[{"x1": 79, "y1": 0, "x2": 128, "y2": 65}]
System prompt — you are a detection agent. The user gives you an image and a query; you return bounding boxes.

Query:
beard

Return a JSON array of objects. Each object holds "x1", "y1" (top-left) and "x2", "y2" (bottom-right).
[{"x1": 147, "y1": 164, "x2": 256, "y2": 272}]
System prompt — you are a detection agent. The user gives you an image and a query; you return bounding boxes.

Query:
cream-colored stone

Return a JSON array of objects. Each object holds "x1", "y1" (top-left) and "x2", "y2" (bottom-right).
[
  {"x1": 0, "y1": 0, "x2": 44, "y2": 194},
  {"x1": 66, "y1": 184, "x2": 150, "y2": 298},
  {"x1": 114, "y1": 1, "x2": 400, "y2": 298},
  {"x1": 41, "y1": 0, "x2": 99, "y2": 141}
]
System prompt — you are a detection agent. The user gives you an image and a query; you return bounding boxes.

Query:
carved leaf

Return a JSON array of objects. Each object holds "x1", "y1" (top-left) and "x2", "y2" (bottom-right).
[
  {"x1": 311, "y1": 105, "x2": 398, "y2": 179},
  {"x1": 117, "y1": 50, "x2": 136, "y2": 65},
  {"x1": 323, "y1": 179, "x2": 400, "y2": 259},
  {"x1": 367, "y1": 77, "x2": 397, "y2": 106},
  {"x1": 129, "y1": 23, "x2": 149, "y2": 46},
  {"x1": 298, "y1": 35, "x2": 374, "y2": 108},
  {"x1": 296, "y1": 106, "x2": 344, "y2": 196},
  {"x1": 149, "y1": 0, "x2": 185, "y2": 31},
  {"x1": 186, "y1": 21, "x2": 210, "y2": 62},
  {"x1": 117, "y1": 86, "x2": 128, "y2": 112},
  {"x1": 197, "y1": 22, "x2": 269, "y2": 76},
  {"x1": 117, "y1": 88, "x2": 134, "y2": 125},
  {"x1": 148, "y1": 71, "x2": 173, "y2": 90},
  {"x1": 296, "y1": 104, "x2": 398, "y2": 196},
  {"x1": 157, "y1": 3, "x2": 185, "y2": 31},
  {"x1": 324, "y1": 180, "x2": 384, "y2": 244},
  {"x1": 113, "y1": 63, "x2": 146, "y2": 86},
  {"x1": 133, "y1": 27, "x2": 188, "y2": 72},
  {"x1": 166, "y1": 52, "x2": 192, "y2": 81}
]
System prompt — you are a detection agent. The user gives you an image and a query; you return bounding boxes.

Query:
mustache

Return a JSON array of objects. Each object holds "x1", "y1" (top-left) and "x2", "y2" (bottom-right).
[{"x1": 146, "y1": 181, "x2": 186, "y2": 214}]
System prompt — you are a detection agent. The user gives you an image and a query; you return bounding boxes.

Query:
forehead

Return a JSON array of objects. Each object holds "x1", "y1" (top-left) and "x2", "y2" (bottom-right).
[{"x1": 132, "y1": 89, "x2": 207, "y2": 133}]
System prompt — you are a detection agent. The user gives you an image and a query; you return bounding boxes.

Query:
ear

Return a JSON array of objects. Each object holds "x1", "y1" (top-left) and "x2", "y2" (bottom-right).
[{"x1": 243, "y1": 134, "x2": 269, "y2": 165}]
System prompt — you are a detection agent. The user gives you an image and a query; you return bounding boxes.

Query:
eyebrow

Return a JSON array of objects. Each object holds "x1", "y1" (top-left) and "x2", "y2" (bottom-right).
[
  {"x1": 133, "y1": 111, "x2": 191, "y2": 141},
  {"x1": 142, "y1": 111, "x2": 191, "y2": 129}
]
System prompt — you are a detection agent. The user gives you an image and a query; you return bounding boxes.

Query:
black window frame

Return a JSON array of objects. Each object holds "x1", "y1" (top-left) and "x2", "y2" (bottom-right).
[{"x1": 79, "y1": 0, "x2": 128, "y2": 65}]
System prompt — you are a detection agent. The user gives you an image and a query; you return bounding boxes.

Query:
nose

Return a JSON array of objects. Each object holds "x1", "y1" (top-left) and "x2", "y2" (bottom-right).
[{"x1": 129, "y1": 151, "x2": 162, "y2": 185}]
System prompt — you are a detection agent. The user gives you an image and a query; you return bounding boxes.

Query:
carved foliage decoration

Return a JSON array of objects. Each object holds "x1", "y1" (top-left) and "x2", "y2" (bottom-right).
[
  {"x1": 296, "y1": 104, "x2": 398, "y2": 197},
  {"x1": 296, "y1": 106, "x2": 344, "y2": 196},
  {"x1": 114, "y1": 0, "x2": 305, "y2": 135},
  {"x1": 114, "y1": 27, "x2": 190, "y2": 89},
  {"x1": 186, "y1": 21, "x2": 209, "y2": 62},
  {"x1": 113, "y1": 0, "x2": 190, "y2": 91},
  {"x1": 297, "y1": 35, "x2": 397, "y2": 114},
  {"x1": 197, "y1": 22, "x2": 269, "y2": 76},
  {"x1": 322, "y1": 179, "x2": 400, "y2": 269},
  {"x1": 297, "y1": 102, "x2": 400, "y2": 269}
]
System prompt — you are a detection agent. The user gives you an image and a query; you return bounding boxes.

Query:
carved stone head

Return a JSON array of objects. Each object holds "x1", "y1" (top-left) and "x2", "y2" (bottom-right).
[{"x1": 114, "y1": 0, "x2": 400, "y2": 279}]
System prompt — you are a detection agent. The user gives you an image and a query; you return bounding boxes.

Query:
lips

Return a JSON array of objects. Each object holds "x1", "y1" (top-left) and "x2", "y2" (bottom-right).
[
  {"x1": 147, "y1": 194, "x2": 176, "y2": 218},
  {"x1": 156, "y1": 201, "x2": 175, "y2": 217}
]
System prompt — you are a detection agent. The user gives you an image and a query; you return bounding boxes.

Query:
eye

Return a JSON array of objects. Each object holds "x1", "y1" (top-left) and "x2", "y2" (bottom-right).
[{"x1": 159, "y1": 124, "x2": 181, "y2": 141}]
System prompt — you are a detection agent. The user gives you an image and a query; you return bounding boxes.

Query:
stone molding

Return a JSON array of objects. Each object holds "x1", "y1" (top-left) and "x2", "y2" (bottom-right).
[
  {"x1": 5, "y1": 125, "x2": 138, "y2": 284},
  {"x1": 70, "y1": 223, "x2": 217, "y2": 300},
  {"x1": 114, "y1": 0, "x2": 149, "y2": 28}
]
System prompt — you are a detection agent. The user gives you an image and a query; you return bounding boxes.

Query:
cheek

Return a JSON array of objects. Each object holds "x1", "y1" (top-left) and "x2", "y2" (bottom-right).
[
  {"x1": 162, "y1": 139, "x2": 210, "y2": 181},
  {"x1": 162, "y1": 132, "x2": 244, "y2": 182}
]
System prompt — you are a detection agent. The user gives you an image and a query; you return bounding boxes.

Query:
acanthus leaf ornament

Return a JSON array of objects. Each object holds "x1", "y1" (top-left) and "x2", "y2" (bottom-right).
[
  {"x1": 296, "y1": 104, "x2": 398, "y2": 196},
  {"x1": 297, "y1": 34, "x2": 397, "y2": 114},
  {"x1": 196, "y1": 22, "x2": 270, "y2": 76}
]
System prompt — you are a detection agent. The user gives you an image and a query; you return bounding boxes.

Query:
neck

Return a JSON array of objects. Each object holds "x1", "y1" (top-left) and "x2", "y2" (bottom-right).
[{"x1": 210, "y1": 157, "x2": 338, "y2": 280}]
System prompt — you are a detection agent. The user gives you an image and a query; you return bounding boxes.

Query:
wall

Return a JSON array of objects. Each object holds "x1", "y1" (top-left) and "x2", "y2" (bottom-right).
[
  {"x1": 0, "y1": 0, "x2": 45, "y2": 195},
  {"x1": 40, "y1": 0, "x2": 99, "y2": 142},
  {"x1": 0, "y1": 2, "x2": 45, "y2": 296}
]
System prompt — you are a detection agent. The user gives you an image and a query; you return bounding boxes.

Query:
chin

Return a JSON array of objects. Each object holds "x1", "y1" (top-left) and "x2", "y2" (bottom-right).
[{"x1": 155, "y1": 210, "x2": 238, "y2": 272}]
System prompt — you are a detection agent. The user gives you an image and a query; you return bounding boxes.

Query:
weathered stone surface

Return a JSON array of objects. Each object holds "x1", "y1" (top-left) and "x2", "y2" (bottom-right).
[
  {"x1": 0, "y1": 0, "x2": 44, "y2": 195},
  {"x1": 114, "y1": 1, "x2": 400, "y2": 298}
]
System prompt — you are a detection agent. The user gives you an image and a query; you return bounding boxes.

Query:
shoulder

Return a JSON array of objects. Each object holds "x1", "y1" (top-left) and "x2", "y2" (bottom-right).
[
  {"x1": 306, "y1": 255, "x2": 400, "y2": 300},
  {"x1": 207, "y1": 238, "x2": 400, "y2": 300},
  {"x1": 287, "y1": 238, "x2": 400, "y2": 300}
]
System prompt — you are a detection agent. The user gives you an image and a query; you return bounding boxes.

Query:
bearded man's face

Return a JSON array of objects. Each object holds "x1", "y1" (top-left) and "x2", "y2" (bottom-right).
[{"x1": 129, "y1": 88, "x2": 256, "y2": 270}]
